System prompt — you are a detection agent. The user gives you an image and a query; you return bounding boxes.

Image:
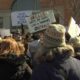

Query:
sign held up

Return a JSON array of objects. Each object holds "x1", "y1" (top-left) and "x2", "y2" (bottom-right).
[
  {"x1": 26, "y1": 10, "x2": 56, "y2": 33},
  {"x1": 68, "y1": 17, "x2": 80, "y2": 38},
  {"x1": 11, "y1": 11, "x2": 32, "y2": 26},
  {"x1": 0, "y1": 29, "x2": 11, "y2": 38}
]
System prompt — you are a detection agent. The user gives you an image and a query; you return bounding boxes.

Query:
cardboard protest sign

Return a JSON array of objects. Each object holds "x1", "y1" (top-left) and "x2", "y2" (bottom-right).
[
  {"x1": 26, "y1": 10, "x2": 56, "y2": 33},
  {"x1": 68, "y1": 17, "x2": 80, "y2": 38}
]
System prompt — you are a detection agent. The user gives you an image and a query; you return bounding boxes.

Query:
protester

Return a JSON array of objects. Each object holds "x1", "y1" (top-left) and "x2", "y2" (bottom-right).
[
  {"x1": 0, "y1": 38, "x2": 32, "y2": 80},
  {"x1": 69, "y1": 36, "x2": 80, "y2": 60},
  {"x1": 28, "y1": 33, "x2": 39, "y2": 58},
  {"x1": 32, "y1": 24, "x2": 80, "y2": 80},
  {"x1": 27, "y1": 33, "x2": 40, "y2": 68},
  {"x1": 23, "y1": 33, "x2": 33, "y2": 57},
  {"x1": 25, "y1": 33, "x2": 33, "y2": 42},
  {"x1": 38, "y1": 31, "x2": 45, "y2": 45}
]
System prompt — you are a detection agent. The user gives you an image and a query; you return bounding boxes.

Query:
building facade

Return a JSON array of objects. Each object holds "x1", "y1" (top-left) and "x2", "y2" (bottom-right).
[{"x1": 40, "y1": 0, "x2": 79, "y2": 26}]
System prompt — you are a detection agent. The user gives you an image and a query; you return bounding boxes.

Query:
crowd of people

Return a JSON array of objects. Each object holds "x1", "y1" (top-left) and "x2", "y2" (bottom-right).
[{"x1": 0, "y1": 23, "x2": 80, "y2": 80}]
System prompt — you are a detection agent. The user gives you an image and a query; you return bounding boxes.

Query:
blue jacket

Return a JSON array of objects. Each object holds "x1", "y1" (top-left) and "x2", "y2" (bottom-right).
[{"x1": 32, "y1": 53, "x2": 80, "y2": 80}]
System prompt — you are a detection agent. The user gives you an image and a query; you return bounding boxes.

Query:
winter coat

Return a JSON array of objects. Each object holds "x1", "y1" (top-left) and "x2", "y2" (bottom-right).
[
  {"x1": 28, "y1": 40, "x2": 40, "y2": 58},
  {"x1": 0, "y1": 54, "x2": 31, "y2": 80},
  {"x1": 31, "y1": 53, "x2": 80, "y2": 80}
]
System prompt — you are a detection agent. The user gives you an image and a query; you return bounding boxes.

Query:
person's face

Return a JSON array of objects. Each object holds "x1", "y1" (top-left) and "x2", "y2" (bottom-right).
[{"x1": 39, "y1": 32, "x2": 44, "y2": 44}]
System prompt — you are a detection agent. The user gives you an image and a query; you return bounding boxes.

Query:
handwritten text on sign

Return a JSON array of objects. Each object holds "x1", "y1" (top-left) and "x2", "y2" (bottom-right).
[
  {"x1": 27, "y1": 10, "x2": 56, "y2": 33},
  {"x1": 11, "y1": 11, "x2": 32, "y2": 26}
]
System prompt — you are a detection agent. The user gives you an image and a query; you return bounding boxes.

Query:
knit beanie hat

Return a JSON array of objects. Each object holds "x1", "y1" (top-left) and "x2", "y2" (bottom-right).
[{"x1": 42, "y1": 24, "x2": 66, "y2": 48}]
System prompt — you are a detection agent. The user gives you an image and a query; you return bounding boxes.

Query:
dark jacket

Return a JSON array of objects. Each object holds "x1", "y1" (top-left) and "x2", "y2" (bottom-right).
[
  {"x1": 31, "y1": 53, "x2": 80, "y2": 80},
  {"x1": 0, "y1": 54, "x2": 30, "y2": 80}
]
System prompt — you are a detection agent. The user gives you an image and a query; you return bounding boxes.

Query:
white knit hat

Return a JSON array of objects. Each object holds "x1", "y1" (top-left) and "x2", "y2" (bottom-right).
[{"x1": 43, "y1": 24, "x2": 66, "y2": 48}]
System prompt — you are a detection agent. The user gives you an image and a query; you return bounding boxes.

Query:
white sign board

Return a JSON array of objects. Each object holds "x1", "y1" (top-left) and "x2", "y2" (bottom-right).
[
  {"x1": 26, "y1": 10, "x2": 56, "y2": 33},
  {"x1": 68, "y1": 17, "x2": 80, "y2": 38},
  {"x1": 0, "y1": 29, "x2": 11, "y2": 37},
  {"x1": 46, "y1": 10, "x2": 56, "y2": 24},
  {"x1": 11, "y1": 11, "x2": 32, "y2": 26}
]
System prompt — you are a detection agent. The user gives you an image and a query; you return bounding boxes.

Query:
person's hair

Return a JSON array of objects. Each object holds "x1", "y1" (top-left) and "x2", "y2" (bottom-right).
[
  {"x1": 0, "y1": 38, "x2": 25, "y2": 57},
  {"x1": 34, "y1": 44, "x2": 74, "y2": 63},
  {"x1": 31, "y1": 33, "x2": 39, "y2": 40},
  {"x1": 25, "y1": 33, "x2": 33, "y2": 42},
  {"x1": 18, "y1": 42, "x2": 25, "y2": 54}
]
